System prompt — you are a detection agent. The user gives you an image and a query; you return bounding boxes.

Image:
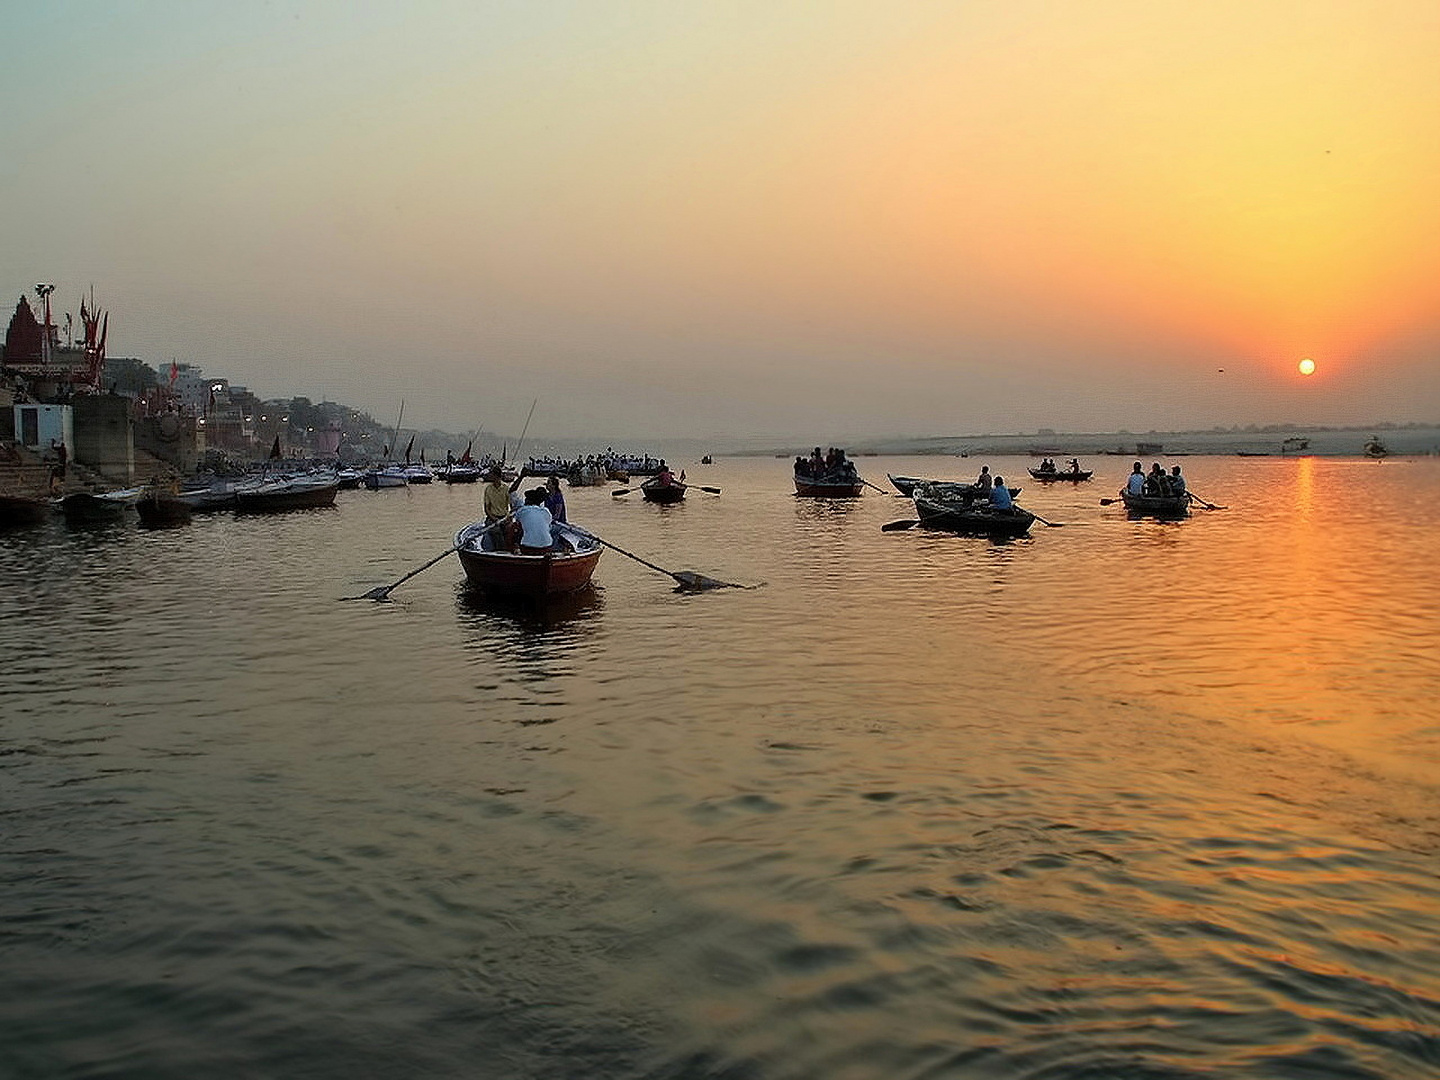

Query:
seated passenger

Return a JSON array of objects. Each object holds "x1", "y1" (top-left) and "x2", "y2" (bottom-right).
[
  {"x1": 514, "y1": 488, "x2": 555, "y2": 554},
  {"x1": 990, "y1": 477, "x2": 1014, "y2": 511},
  {"x1": 975, "y1": 466, "x2": 993, "y2": 493},
  {"x1": 1126, "y1": 463, "x2": 1146, "y2": 495}
]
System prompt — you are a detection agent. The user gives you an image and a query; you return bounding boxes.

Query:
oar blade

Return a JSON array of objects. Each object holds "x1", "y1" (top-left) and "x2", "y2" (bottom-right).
[
  {"x1": 611, "y1": 487, "x2": 632, "y2": 496},
  {"x1": 673, "y1": 570, "x2": 742, "y2": 591},
  {"x1": 881, "y1": 519, "x2": 921, "y2": 531}
]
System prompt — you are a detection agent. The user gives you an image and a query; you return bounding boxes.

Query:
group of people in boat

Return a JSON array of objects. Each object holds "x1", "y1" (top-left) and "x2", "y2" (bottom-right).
[
  {"x1": 1036, "y1": 457, "x2": 1082, "y2": 474},
  {"x1": 794, "y1": 446, "x2": 859, "y2": 481},
  {"x1": 481, "y1": 465, "x2": 570, "y2": 553},
  {"x1": 965, "y1": 465, "x2": 1015, "y2": 510},
  {"x1": 1126, "y1": 461, "x2": 1186, "y2": 498}
]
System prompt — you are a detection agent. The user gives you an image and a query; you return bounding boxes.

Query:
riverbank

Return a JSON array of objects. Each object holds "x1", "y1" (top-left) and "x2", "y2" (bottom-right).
[{"x1": 742, "y1": 425, "x2": 1440, "y2": 459}]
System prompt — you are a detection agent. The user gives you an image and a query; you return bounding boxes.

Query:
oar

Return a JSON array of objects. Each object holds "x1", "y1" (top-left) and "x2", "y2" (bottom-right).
[
  {"x1": 881, "y1": 519, "x2": 921, "y2": 531},
  {"x1": 347, "y1": 519, "x2": 508, "y2": 600},
  {"x1": 1015, "y1": 505, "x2": 1064, "y2": 527},
  {"x1": 563, "y1": 526, "x2": 742, "y2": 590},
  {"x1": 611, "y1": 487, "x2": 635, "y2": 496},
  {"x1": 612, "y1": 482, "x2": 721, "y2": 497},
  {"x1": 1099, "y1": 497, "x2": 1123, "y2": 505},
  {"x1": 861, "y1": 478, "x2": 891, "y2": 496},
  {"x1": 1187, "y1": 491, "x2": 1226, "y2": 510},
  {"x1": 347, "y1": 545, "x2": 458, "y2": 601}
]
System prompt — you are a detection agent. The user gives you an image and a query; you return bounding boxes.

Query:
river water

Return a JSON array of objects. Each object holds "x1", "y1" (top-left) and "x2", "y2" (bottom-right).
[{"x1": 3, "y1": 454, "x2": 1438, "y2": 1079}]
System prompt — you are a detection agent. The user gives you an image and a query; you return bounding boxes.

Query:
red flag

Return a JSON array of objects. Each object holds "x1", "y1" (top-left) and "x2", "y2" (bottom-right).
[
  {"x1": 459, "y1": 439, "x2": 473, "y2": 464},
  {"x1": 168, "y1": 360, "x2": 178, "y2": 384}
]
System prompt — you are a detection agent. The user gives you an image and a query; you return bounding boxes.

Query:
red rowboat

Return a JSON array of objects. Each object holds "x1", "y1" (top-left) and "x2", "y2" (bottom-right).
[{"x1": 453, "y1": 520, "x2": 602, "y2": 597}]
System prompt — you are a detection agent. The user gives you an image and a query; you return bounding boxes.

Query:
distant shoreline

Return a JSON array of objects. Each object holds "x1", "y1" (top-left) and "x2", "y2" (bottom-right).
[{"x1": 730, "y1": 426, "x2": 1440, "y2": 460}]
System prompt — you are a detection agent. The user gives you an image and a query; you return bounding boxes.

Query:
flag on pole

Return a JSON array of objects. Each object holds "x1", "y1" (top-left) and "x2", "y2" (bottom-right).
[
  {"x1": 459, "y1": 439, "x2": 473, "y2": 464},
  {"x1": 169, "y1": 360, "x2": 179, "y2": 384},
  {"x1": 269, "y1": 435, "x2": 281, "y2": 460},
  {"x1": 404, "y1": 435, "x2": 415, "y2": 464}
]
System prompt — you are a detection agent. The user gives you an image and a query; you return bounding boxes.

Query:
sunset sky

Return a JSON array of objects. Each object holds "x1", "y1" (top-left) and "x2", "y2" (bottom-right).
[{"x1": 4, "y1": 1, "x2": 1438, "y2": 442}]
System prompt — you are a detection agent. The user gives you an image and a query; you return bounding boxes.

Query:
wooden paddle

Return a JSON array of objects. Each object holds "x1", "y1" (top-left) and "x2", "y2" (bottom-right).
[
  {"x1": 1015, "y1": 506, "x2": 1064, "y2": 527},
  {"x1": 348, "y1": 519, "x2": 507, "y2": 600},
  {"x1": 347, "y1": 545, "x2": 458, "y2": 601},
  {"x1": 881, "y1": 519, "x2": 921, "y2": 531},
  {"x1": 613, "y1": 482, "x2": 722, "y2": 496},
  {"x1": 563, "y1": 526, "x2": 742, "y2": 590},
  {"x1": 861, "y1": 478, "x2": 892, "y2": 495},
  {"x1": 1187, "y1": 491, "x2": 1226, "y2": 510}
]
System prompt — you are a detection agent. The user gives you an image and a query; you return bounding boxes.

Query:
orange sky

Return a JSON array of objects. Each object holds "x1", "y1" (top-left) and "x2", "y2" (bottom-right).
[{"x1": 4, "y1": 1, "x2": 1438, "y2": 438}]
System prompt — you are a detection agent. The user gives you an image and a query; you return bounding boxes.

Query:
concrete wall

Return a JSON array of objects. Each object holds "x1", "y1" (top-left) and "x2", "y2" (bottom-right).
[
  {"x1": 135, "y1": 410, "x2": 200, "y2": 473},
  {"x1": 73, "y1": 394, "x2": 134, "y2": 484}
]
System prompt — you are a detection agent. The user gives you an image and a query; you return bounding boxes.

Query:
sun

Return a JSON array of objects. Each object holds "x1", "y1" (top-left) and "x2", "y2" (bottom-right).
[{"x1": 1298, "y1": 358, "x2": 1316, "y2": 376}]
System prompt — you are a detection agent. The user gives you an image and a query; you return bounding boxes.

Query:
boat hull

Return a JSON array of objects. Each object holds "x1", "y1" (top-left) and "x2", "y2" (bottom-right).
[
  {"x1": 1028, "y1": 468, "x2": 1092, "y2": 482},
  {"x1": 641, "y1": 482, "x2": 685, "y2": 504},
  {"x1": 890, "y1": 474, "x2": 1021, "y2": 498},
  {"x1": 455, "y1": 544, "x2": 602, "y2": 596},
  {"x1": 794, "y1": 474, "x2": 863, "y2": 497},
  {"x1": 235, "y1": 480, "x2": 338, "y2": 513},
  {"x1": 0, "y1": 493, "x2": 49, "y2": 527},
  {"x1": 136, "y1": 494, "x2": 193, "y2": 529},
  {"x1": 913, "y1": 495, "x2": 1034, "y2": 537},
  {"x1": 1118, "y1": 490, "x2": 1189, "y2": 517}
]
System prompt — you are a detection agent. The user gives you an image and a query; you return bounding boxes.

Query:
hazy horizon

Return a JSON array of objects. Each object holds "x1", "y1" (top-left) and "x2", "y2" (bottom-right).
[{"x1": 6, "y1": 2, "x2": 1438, "y2": 440}]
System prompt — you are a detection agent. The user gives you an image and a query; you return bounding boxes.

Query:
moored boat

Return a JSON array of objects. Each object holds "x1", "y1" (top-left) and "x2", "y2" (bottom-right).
[
  {"x1": 453, "y1": 520, "x2": 603, "y2": 598},
  {"x1": 1117, "y1": 489, "x2": 1190, "y2": 517},
  {"x1": 440, "y1": 462, "x2": 482, "y2": 484},
  {"x1": 912, "y1": 485, "x2": 1035, "y2": 537},
  {"x1": 0, "y1": 492, "x2": 50, "y2": 528},
  {"x1": 135, "y1": 486, "x2": 193, "y2": 529},
  {"x1": 60, "y1": 488, "x2": 140, "y2": 525},
  {"x1": 234, "y1": 475, "x2": 338, "y2": 513},
  {"x1": 363, "y1": 465, "x2": 409, "y2": 489}
]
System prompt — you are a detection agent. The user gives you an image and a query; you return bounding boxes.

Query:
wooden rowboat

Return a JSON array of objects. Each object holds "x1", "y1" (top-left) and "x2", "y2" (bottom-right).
[
  {"x1": 1027, "y1": 467, "x2": 1093, "y2": 482},
  {"x1": 641, "y1": 478, "x2": 685, "y2": 504},
  {"x1": 912, "y1": 488, "x2": 1035, "y2": 538},
  {"x1": 1117, "y1": 489, "x2": 1190, "y2": 517},
  {"x1": 794, "y1": 471, "x2": 864, "y2": 497},
  {"x1": 453, "y1": 520, "x2": 602, "y2": 597},
  {"x1": 889, "y1": 473, "x2": 1021, "y2": 498}
]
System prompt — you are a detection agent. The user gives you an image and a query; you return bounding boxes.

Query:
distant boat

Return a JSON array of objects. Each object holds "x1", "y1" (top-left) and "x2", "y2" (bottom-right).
[
  {"x1": 1364, "y1": 436, "x2": 1389, "y2": 458},
  {"x1": 1027, "y1": 465, "x2": 1092, "y2": 482}
]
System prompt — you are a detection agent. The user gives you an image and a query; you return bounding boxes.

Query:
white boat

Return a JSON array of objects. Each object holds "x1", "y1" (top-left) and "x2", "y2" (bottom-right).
[
  {"x1": 403, "y1": 463, "x2": 434, "y2": 484},
  {"x1": 363, "y1": 465, "x2": 409, "y2": 489}
]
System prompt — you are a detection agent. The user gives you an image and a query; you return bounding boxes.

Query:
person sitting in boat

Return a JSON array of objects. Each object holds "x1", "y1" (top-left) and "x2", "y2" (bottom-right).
[
  {"x1": 1039, "y1": 458, "x2": 1056, "y2": 473},
  {"x1": 514, "y1": 487, "x2": 556, "y2": 554},
  {"x1": 1168, "y1": 465, "x2": 1186, "y2": 498},
  {"x1": 811, "y1": 446, "x2": 826, "y2": 474},
  {"x1": 990, "y1": 476, "x2": 1015, "y2": 511},
  {"x1": 1126, "y1": 462, "x2": 1146, "y2": 495},
  {"x1": 1068, "y1": 458, "x2": 1081, "y2": 473},
  {"x1": 1144, "y1": 462, "x2": 1167, "y2": 495},
  {"x1": 975, "y1": 466, "x2": 993, "y2": 494},
  {"x1": 544, "y1": 474, "x2": 567, "y2": 523},
  {"x1": 655, "y1": 460, "x2": 676, "y2": 485}
]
